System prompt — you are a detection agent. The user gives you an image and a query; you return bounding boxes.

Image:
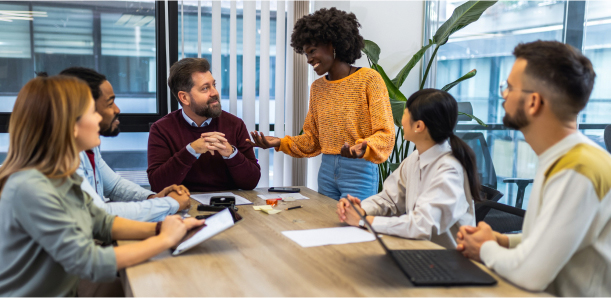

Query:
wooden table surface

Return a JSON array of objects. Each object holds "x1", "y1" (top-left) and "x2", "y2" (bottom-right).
[{"x1": 120, "y1": 187, "x2": 548, "y2": 297}]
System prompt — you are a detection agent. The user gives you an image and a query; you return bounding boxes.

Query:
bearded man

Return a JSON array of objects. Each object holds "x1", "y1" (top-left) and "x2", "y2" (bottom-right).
[{"x1": 147, "y1": 58, "x2": 261, "y2": 192}]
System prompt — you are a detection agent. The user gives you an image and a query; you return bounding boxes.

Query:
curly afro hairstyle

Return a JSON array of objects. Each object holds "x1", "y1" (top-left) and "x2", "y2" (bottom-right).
[{"x1": 291, "y1": 7, "x2": 364, "y2": 64}]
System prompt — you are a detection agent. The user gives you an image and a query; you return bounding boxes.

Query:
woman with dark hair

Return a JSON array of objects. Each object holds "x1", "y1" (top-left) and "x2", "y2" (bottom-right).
[
  {"x1": 337, "y1": 89, "x2": 481, "y2": 249},
  {"x1": 248, "y1": 7, "x2": 395, "y2": 200}
]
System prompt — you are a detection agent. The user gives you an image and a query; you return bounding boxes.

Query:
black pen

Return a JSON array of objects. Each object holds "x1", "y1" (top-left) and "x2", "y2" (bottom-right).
[{"x1": 285, "y1": 206, "x2": 302, "y2": 211}]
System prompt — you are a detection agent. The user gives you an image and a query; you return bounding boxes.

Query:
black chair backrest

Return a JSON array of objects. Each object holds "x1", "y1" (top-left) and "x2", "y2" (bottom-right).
[
  {"x1": 457, "y1": 102, "x2": 474, "y2": 122},
  {"x1": 604, "y1": 125, "x2": 611, "y2": 153},
  {"x1": 475, "y1": 200, "x2": 525, "y2": 234},
  {"x1": 456, "y1": 132, "x2": 497, "y2": 189}
]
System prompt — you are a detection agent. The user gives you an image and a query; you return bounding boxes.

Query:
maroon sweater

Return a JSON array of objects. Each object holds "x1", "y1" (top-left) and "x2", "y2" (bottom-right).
[{"x1": 147, "y1": 110, "x2": 261, "y2": 192}]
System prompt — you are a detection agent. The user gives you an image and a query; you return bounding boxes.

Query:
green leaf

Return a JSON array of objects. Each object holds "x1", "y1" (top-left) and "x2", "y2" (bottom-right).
[
  {"x1": 391, "y1": 43, "x2": 434, "y2": 88},
  {"x1": 375, "y1": 64, "x2": 408, "y2": 102},
  {"x1": 441, "y1": 69, "x2": 477, "y2": 92},
  {"x1": 390, "y1": 97, "x2": 406, "y2": 127},
  {"x1": 362, "y1": 40, "x2": 381, "y2": 65},
  {"x1": 389, "y1": 163, "x2": 401, "y2": 173},
  {"x1": 458, "y1": 112, "x2": 487, "y2": 127},
  {"x1": 432, "y1": 0, "x2": 497, "y2": 45}
]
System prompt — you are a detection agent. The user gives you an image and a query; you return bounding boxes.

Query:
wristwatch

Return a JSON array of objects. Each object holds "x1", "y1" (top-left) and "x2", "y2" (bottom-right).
[{"x1": 358, "y1": 219, "x2": 365, "y2": 228}]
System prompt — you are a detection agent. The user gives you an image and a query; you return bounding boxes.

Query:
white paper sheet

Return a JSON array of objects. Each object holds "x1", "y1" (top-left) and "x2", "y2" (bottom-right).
[
  {"x1": 282, "y1": 227, "x2": 376, "y2": 248},
  {"x1": 191, "y1": 192, "x2": 252, "y2": 205},
  {"x1": 173, "y1": 208, "x2": 235, "y2": 255},
  {"x1": 257, "y1": 193, "x2": 310, "y2": 201}
]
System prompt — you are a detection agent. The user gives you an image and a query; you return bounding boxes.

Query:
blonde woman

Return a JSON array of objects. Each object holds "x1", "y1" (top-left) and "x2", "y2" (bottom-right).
[{"x1": 0, "y1": 76, "x2": 205, "y2": 296}]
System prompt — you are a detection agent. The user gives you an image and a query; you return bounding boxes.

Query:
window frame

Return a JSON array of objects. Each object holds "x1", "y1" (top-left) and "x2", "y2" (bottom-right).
[
  {"x1": 0, "y1": 0, "x2": 180, "y2": 133},
  {"x1": 424, "y1": 0, "x2": 608, "y2": 130}
]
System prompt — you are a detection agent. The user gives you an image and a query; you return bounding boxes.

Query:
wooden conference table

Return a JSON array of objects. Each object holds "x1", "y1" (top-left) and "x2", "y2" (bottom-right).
[{"x1": 119, "y1": 186, "x2": 548, "y2": 297}]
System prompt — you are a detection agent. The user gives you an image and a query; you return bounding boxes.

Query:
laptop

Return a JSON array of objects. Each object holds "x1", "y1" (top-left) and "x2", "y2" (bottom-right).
[
  {"x1": 348, "y1": 200, "x2": 497, "y2": 286},
  {"x1": 171, "y1": 207, "x2": 242, "y2": 256}
]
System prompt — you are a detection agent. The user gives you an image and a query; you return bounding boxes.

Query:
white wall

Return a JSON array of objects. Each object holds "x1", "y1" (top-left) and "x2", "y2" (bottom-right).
[{"x1": 305, "y1": 1, "x2": 425, "y2": 191}]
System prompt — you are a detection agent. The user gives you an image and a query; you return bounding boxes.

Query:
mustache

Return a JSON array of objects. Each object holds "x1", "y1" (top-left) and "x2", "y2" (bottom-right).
[{"x1": 207, "y1": 96, "x2": 219, "y2": 104}]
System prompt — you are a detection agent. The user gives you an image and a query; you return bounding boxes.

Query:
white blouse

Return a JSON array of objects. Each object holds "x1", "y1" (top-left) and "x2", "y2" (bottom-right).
[{"x1": 361, "y1": 141, "x2": 475, "y2": 249}]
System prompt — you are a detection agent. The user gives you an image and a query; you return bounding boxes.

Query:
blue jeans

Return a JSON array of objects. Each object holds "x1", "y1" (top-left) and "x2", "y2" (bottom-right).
[{"x1": 318, "y1": 154, "x2": 379, "y2": 201}]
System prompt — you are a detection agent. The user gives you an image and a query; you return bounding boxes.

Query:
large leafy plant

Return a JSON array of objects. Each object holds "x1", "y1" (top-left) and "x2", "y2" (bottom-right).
[{"x1": 362, "y1": 0, "x2": 496, "y2": 190}]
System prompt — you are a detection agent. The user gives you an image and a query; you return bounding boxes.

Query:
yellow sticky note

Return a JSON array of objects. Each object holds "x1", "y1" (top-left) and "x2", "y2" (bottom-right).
[
  {"x1": 262, "y1": 209, "x2": 281, "y2": 215},
  {"x1": 283, "y1": 196, "x2": 297, "y2": 202},
  {"x1": 253, "y1": 205, "x2": 273, "y2": 211}
]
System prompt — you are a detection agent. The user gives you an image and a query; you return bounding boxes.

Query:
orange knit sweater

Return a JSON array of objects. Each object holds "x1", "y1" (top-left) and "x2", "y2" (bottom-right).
[{"x1": 277, "y1": 67, "x2": 395, "y2": 164}]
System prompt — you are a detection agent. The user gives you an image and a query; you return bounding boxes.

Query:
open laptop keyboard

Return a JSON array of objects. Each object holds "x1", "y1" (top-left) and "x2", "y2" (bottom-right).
[{"x1": 392, "y1": 250, "x2": 455, "y2": 282}]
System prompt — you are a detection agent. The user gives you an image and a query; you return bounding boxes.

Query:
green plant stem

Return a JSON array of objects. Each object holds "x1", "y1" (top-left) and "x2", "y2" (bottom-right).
[{"x1": 420, "y1": 45, "x2": 440, "y2": 90}]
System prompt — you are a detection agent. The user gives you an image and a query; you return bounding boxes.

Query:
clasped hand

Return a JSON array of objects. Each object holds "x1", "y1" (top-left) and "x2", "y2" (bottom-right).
[
  {"x1": 336, "y1": 194, "x2": 366, "y2": 226},
  {"x1": 191, "y1": 132, "x2": 234, "y2": 157},
  {"x1": 340, "y1": 141, "x2": 368, "y2": 159},
  {"x1": 149, "y1": 184, "x2": 192, "y2": 211},
  {"x1": 456, "y1": 222, "x2": 501, "y2": 262}
]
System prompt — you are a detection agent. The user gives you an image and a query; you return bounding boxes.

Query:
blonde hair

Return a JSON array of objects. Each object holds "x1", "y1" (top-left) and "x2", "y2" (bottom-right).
[{"x1": 0, "y1": 75, "x2": 92, "y2": 192}]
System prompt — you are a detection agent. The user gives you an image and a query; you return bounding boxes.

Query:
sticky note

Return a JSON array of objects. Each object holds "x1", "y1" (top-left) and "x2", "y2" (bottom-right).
[
  {"x1": 262, "y1": 209, "x2": 281, "y2": 215},
  {"x1": 253, "y1": 205, "x2": 274, "y2": 211},
  {"x1": 282, "y1": 196, "x2": 297, "y2": 202}
]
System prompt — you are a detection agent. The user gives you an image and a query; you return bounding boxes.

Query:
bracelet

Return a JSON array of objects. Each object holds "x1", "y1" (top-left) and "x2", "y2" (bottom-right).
[{"x1": 155, "y1": 222, "x2": 162, "y2": 236}]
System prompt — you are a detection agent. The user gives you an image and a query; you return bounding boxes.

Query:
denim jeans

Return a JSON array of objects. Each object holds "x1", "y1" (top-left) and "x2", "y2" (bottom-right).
[{"x1": 318, "y1": 154, "x2": 379, "y2": 201}]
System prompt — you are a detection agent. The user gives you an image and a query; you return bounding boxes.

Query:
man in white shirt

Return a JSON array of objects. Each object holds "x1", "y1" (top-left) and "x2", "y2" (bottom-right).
[{"x1": 457, "y1": 41, "x2": 610, "y2": 296}]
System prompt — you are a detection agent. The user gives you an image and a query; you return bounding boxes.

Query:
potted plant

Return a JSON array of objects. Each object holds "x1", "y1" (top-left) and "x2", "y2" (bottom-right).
[{"x1": 362, "y1": 0, "x2": 496, "y2": 189}]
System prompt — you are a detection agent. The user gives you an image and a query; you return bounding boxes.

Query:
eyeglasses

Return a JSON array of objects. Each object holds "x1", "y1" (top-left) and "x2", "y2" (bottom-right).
[{"x1": 499, "y1": 81, "x2": 536, "y2": 98}]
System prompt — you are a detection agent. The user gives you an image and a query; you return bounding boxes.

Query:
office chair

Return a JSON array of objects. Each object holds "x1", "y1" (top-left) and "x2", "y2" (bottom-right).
[
  {"x1": 605, "y1": 124, "x2": 611, "y2": 153},
  {"x1": 476, "y1": 186, "x2": 525, "y2": 233},
  {"x1": 456, "y1": 102, "x2": 532, "y2": 209}
]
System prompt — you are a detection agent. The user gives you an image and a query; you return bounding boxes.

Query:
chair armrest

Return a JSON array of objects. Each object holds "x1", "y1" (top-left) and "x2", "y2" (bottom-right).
[
  {"x1": 502, "y1": 178, "x2": 533, "y2": 184},
  {"x1": 479, "y1": 200, "x2": 526, "y2": 217}
]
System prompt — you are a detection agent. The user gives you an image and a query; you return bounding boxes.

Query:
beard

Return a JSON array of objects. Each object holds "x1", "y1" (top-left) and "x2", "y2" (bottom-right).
[
  {"x1": 502, "y1": 97, "x2": 530, "y2": 130},
  {"x1": 100, "y1": 115, "x2": 120, "y2": 137},
  {"x1": 191, "y1": 95, "x2": 222, "y2": 118}
]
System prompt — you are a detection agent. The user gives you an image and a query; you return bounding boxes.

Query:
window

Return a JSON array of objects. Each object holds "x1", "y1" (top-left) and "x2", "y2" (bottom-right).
[
  {"x1": 176, "y1": 1, "x2": 287, "y2": 187},
  {"x1": 177, "y1": 1, "x2": 280, "y2": 120},
  {"x1": 0, "y1": 1, "x2": 157, "y2": 113},
  {"x1": 0, "y1": 1, "x2": 165, "y2": 185},
  {"x1": 426, "y1": 0, "x2": 610, "y2": 208}
]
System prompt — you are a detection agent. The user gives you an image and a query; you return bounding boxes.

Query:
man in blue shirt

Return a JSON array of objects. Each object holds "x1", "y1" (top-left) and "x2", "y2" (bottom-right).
[{"x1": 60, "y1": 67, "x2": 190, "y2": 222}]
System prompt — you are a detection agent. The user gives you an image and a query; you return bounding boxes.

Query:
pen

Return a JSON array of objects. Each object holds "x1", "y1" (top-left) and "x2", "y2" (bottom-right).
[{"x1": 286, "y1": 206, "x2": 303, "y2": 210}]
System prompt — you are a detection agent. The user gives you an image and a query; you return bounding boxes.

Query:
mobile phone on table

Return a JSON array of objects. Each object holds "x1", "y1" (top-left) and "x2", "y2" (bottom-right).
[{"x1": 268, "y1": 187, "x2": 300, "y2": 193}]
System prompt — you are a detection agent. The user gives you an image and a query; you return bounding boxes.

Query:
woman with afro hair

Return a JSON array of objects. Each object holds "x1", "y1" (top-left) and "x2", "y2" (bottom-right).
[{"x1": 248, "y1": 7, "x2": 395, "y2": 200}]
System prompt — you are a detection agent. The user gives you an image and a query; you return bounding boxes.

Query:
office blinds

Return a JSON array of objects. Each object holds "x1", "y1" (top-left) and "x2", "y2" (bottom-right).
[{"x1": 178, "y1": 1, "x2": 293, "y2": 187}]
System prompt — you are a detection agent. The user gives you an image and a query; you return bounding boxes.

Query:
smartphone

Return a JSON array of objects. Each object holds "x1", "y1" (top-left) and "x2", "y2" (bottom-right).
[{"x1": 268, "y1": 187, "x2": 300, "y2": 193}]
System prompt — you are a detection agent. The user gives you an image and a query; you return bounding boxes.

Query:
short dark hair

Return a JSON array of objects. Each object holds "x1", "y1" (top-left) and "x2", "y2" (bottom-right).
[
  {"x1": 168, "y1": 58, "x2": 211, "y2": 103},
  {"x1": 513, "y1": 40, "x2": 596, "y2": 121},
  {"x1": 290, "y1": 7, "x2": 364, "y2": 64},
  {"x1": 59, "y1": 67, "x2": 107, "y2": 100}
]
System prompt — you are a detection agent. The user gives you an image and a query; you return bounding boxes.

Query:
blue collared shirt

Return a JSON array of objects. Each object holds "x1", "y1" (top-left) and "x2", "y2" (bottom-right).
[
  {"x1": 182, "y1": 109, "x2": 238, "y2": 159},
  {"x1": 76, "y1": 147, "x2": 180, "y2": 222}
]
